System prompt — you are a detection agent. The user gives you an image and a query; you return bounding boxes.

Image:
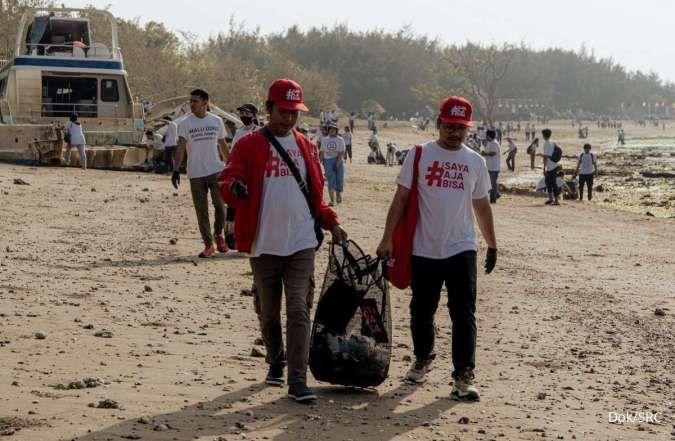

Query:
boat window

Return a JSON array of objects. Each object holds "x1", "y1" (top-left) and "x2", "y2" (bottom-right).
[
  {"x1": 101, "y1": 79, "x2": 119, "y2": 102},
  {"x1": 42, "y1": 76, "x2": 97, "y2": 118},
  {"x1": 26, "y1": 17, "x2": 90, "y2": 56}
]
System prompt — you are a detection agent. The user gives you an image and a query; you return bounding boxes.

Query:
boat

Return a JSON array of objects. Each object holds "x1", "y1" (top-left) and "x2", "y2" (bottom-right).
[{"x1": 0, "y1": 7, "x2": 146, "y2": 168}]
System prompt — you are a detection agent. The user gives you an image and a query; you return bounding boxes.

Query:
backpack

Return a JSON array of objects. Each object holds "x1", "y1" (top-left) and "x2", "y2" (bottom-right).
[{"x1": 550, "y1": 143, "x2": 562, "y2": 163}]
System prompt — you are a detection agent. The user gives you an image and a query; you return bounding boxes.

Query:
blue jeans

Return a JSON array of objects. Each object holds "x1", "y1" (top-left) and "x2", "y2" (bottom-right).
[
  {"x1": 323, "y1": 157, "x2": 344, "y2": 192},
  {"x1": 488, "y1": 171, "x2": 500, "y2": 203}
]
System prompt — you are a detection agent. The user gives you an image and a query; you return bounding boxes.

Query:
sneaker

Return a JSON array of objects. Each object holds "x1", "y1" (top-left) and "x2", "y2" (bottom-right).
[
  {"x1": 214, "y1": 235, "x2": 229, "y2": 253},
  {"x1": 545, "y1": 199, "x2": 553, "y2": 205},
  {"x1": 198, "y1": 245, "x2": 215, "y2": 258},
  {"x1": 405, "y1": 356, "x2": 434, "y2": 383},
  {"x1": 288, "y1": 383, "x2": 317, "y2": 403},
  {"x1": 265, "y1": 363, "x2": 285, "y2": 386},
  {"x1": 451, "y1": 370, "x2": 480, "y2": 402}
]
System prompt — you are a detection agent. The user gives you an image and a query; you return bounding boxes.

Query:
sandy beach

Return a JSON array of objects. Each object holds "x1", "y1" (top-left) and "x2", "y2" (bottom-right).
[{"x1": 0, "y1": 121, "x2": 673, "y2": 441}]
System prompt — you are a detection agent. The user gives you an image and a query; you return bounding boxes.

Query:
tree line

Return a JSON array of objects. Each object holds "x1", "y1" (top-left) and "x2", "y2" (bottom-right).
[{"x1": 2, "y1": 1, "x2": 674, "y2": 121}]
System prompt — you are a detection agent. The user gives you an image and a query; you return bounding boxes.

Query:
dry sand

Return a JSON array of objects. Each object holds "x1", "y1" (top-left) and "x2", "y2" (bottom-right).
[{"x1": 0, "y1": 121, "x2": 674, "y2": 441}]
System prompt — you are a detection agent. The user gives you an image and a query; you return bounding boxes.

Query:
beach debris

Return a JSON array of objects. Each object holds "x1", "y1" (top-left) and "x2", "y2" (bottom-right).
[
  {"x1": 90, "y1": 399, "x2": 119, "y2": 409},
  {"x1": 34, "y1": 332, "x2": 46, "y2": 340},
  {"x1": 144, "y1": 285, "x2": 153, "y2": 292},
  {"x1": 654, "y1": 308, "x2": 666, "y2": 316},
  {"x1": 153, "y1": 424, "x2": 169, "y2": 431},
  {"x1": 138, "y1": 416, "x2": 151, "y2": 425},
  {"x1": 13, "y1": 178, "x2": 30, "y2": 185},
  {"x1": 458, "y1": 416, "x2": 470, "y2": 424},
  {"x1": 94, "y1": 330, "x2": 114, "y2": 338},
  {"x1": 250, "y1": 347, "x2": 265, "y2": 358},
  {"x1": 54, "y1": 377, "x2": 102, "y2": 390},
  {"x1": 169, "y1": 238, "x2": 178, "y2": 245}
]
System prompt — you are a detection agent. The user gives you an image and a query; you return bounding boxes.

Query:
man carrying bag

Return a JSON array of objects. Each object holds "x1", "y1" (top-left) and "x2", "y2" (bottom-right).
[{"x1": 219, "y1": 78, "x2": 348, "y2": 403}]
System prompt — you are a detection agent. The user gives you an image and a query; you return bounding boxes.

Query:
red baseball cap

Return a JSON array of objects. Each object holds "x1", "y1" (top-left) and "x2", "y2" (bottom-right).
[
  {"x1": 267, "y1": 78, "x2": 309, "y2": 112},
  {"x1": 439, "y1": 96, "x2": 473, "y2": 127}
]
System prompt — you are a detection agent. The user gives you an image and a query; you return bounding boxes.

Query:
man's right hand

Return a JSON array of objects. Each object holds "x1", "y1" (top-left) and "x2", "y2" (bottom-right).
[
  {"x1": 171, "y1": 171, "x2": 180, "y2": 189},
  {"x1": 231, "y1": 181, "x2": 248, "y2": 199},
  {"x1": 376, "y1": 237, "x2": 393, "y2": 259}
]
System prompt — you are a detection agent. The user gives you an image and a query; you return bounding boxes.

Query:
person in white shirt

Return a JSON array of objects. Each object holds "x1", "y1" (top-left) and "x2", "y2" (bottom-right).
[
  {"x1": 172, "y1": 89, "x2": 231, "y2": 258},
  {"x1": 377, "y1": 96, "x2": 497, "y2": 402},
  {"x1": 231, "y1": 103, "x2": 260, "y2": 151},
  {"x1": 144, "y1": 129, "x2": 164, "y2": 168},
  {"x1": 540, "y1": 128, "x2": 561, "y2": 205},
  {"x1": 573, "y1": 143, "x2": 598, "y2": 201},
  {"x1": 64, "y1": 113, "x2": 87, "y2": 169},
  {"x1": 503, "y1": 137, "x2": 517, "y2": 172},
  {"x1": 162, "y1": 116, "x2": 178, "y2": 171},
  {"x1": 319, "y1": 123, "x2": 346, "y2": 205},
  {"x1": 481, "y1": 130, "x2": 501, "y2": 203},
  {"x1": 342, "y1": 126, "x2": 353, "y2": 163}
]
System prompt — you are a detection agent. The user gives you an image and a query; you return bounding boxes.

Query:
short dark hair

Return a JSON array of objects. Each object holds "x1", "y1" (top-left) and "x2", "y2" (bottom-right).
[
  {"x1": 542, "y1": 129, "x2": 552, "y2": 138},
  {"x1": 486, "y1": 129, "x2": 496, "y2": 139},
  {"x1": 583, "y1": 143, "x2": 592, "y2": 149},
  {"x1": 163, "y1": 116, "x2": 172, "y2": 122},
  {"x1": 145, "y1": 129, "x2": 154, "y2": 136},
  {"x1": 70, "y1": 112, "x2": 78, "y2": 121},
  {"x1": 190, "y1": 89, "x2": 209, "y2": 101}
]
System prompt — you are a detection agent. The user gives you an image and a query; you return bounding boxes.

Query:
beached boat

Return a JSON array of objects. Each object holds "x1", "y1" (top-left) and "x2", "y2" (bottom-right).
[{"x1": 0, "y1": 7, "x2": 145, "y2": 167}]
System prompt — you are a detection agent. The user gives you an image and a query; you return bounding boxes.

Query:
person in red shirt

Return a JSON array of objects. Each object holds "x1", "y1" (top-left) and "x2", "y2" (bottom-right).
[{"x1": 219, "y1": 78, "x2": 348, "y2": 403}]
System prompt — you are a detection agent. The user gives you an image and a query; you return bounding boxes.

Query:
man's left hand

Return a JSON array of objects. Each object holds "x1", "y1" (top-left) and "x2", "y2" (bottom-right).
[
  {"x1": 485, "y1": 247, "x2": 497, "y2": 274},
  {"x1": 331, "y1": 225, "x2": 348, "y2": 245}
]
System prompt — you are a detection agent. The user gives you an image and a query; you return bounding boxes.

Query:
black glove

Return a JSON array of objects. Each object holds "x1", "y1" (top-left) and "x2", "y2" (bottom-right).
[
  {"x1": 485, "y1": 248, "x2": 497, "y2": 274},
  {"x1": 171, "y1": 171, "x2": 180, "y2": 189},
  {"x1": 231, "y1": 181, "x2": 248, "y2": 199}
]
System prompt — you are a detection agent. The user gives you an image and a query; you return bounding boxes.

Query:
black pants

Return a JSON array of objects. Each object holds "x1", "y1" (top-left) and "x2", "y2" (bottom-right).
[
  {"x1": 579, "y1": 174, "x2": 594, "y2": 200},
  {"x1": 410, "y1": 251, "x2": 477, "y2": 378},
  {"x1": 545, "y1": 168, "x2": 561, "y2": 197},
  {"x1": 345, "y1": 144, "x2": 352, "y2": 161}
]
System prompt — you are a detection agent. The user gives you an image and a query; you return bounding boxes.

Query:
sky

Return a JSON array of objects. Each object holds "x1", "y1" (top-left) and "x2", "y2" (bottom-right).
[{"x1": 70, "y1": 0, "x2": 675, "y2": 82}]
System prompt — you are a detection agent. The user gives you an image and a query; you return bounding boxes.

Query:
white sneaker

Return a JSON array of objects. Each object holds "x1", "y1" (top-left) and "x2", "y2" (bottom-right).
[
  {"x1": 405, "y1": 357, "x2": 433, "y2": 383},
  {"x1": 451, "y1": 370, "x2": 480, "y2": 401}
]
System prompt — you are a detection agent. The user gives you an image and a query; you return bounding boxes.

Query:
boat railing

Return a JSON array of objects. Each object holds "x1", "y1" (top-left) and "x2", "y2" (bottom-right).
[
  {"x1": 17, "y1": 102, "x2": 123, "y2": 119},
  {"x1": 16, "y1": 42, "x2": 118, "y2": 61}
]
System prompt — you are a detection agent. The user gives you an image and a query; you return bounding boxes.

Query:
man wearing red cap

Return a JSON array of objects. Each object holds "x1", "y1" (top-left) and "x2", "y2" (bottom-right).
[
  {"x1": 377, "y1": 96, "x2": 497, "y2": 401},
  {"x1": 219, "y1": 78, "x2": 348, "y2": 403}
]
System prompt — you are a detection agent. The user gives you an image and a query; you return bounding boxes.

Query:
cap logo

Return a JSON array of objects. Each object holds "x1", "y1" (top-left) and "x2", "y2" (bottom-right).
[
  {"x1": 450, "y1": 105, "x2": 466, "y2": 118},
  {"x1": 286, "y1": 89, "x2": 301, "y2": 102}
]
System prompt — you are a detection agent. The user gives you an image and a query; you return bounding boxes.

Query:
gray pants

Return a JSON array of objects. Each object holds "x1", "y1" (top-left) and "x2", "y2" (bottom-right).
[
  {"x1": 65, "y1": 144, "x2": 87, "y2": 169},
  {"x1": 189, "y1": 172, "x2": 225, "y2": 246},
  {"x1": 250, "y1": 249, "x2": 315, "y2": 385}
]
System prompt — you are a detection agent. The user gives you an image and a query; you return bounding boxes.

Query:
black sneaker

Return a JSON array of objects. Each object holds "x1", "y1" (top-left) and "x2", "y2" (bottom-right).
[
  {"x1": 265, "y1": 363, "x2": 284, "y2": 386},
  {"x1": 288, "y1": 383, "x2": 317, "y2": 403}
]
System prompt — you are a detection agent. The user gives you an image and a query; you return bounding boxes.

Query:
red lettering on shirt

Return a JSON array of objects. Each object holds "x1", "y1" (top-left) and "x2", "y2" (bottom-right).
[
  {"x1": 265, "y1": 152, "x2": 302, "y2": 178},
  {"x1": 425, "y1": 161, "x2": 469, "y2": 190}
]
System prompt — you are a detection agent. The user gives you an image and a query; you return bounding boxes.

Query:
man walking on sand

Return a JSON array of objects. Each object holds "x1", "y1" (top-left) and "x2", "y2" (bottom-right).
[
  {"x1": 481, "y1": 129, "x2": 501, "y2": 204},
  {"x1": 171, "y1": 89, "x2": 231, "y2": 258},
  {"x1": 219, "y1": 78, "x2": 348, "y2": 403},
  {"x1": 377, "y1": 96, "x2": 497, "y2": 402},
  {"x1": 541, "y1": 128, "x2": 561, "y2": 205}
]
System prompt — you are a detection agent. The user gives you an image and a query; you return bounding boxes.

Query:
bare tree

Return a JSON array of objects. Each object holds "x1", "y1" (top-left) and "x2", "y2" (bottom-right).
[{"x1": 447, "y1": 43, "x2": 514, "y2": 124}]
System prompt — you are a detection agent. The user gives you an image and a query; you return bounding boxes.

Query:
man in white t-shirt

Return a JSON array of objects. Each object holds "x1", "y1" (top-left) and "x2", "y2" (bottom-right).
[
  {"x1": 481, "y1": 129, "x2": 501, "y2": 203},
  {"x1": 540, "y1": 128, "x2": 561, "y2": 205},
  {"x1": 231, "y1": 103, "x2": 260, "y2": 151},
  {"x1": 219, "y1": 78, "x2": 347, "y2": 403},
  {"x1": 377, "y1": 96, "x2": 497, "y2": 402},
  {"x1": 144, "y1": 129, "x2": 164, "y2": 168},
  {"x1": 162, "y1": 116, "x2": 178, "y2": 171},
  {"x1": 172, "y1": 89, "x2": 231, "y2": 258},
  {"x1": 573, "y1": 143, "x2": 598, "y2": 201}
]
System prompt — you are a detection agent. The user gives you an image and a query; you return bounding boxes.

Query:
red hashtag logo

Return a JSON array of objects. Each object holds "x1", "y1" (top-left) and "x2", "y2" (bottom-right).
[{"x1": 425, "y1": 161, "x2": 444, "y2": 187}]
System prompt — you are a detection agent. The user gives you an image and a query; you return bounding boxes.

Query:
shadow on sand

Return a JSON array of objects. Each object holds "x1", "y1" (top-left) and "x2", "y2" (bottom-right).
[{"x1": 71, "y1": 380, "x2": 461, "y2": 441}]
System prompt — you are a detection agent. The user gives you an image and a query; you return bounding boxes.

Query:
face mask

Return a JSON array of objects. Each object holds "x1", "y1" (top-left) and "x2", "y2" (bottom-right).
[{"x1": 240, "y1": 116, "x2": 253, "y2": 126}]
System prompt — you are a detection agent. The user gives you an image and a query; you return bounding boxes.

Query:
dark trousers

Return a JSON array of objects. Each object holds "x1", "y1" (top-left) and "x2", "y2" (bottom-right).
[
  {"x1": 488, "y1": 171, "x2": 500, "y2": 203},
  {"x1": 410, "y1": 251, "x2": 477, "y2": 379},
  {"x1": 545, "y1": 168, "x2": 561, "y2": 197},
  {"x1": 163, "y1": 146, "x2": 176, "y2": 171},
  {"x1": 346, "y1": 144, "x2": 352, "y2": 162},
  {"x1": 506, "y1": 151, "x2": 516, "y2": 171},
  {"x1": 579, "y1": 174, "x2": 594, "y2": 200},
  {"x1": 189, "y1": 172, "x2": 225, "y2": 246}
]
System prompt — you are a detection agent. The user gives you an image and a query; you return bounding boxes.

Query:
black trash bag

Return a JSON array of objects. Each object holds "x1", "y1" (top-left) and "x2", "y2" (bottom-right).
[{"x1": 309, "y1": 240, "x2": 392, "y2": 387}]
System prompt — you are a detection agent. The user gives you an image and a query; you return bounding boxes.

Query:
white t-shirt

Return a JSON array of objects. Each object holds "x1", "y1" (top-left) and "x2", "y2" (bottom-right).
[
  {"x1": 65, "y1": 121, "x2": 86, "y2": 146},
  {"x1": 543, "y1": 140, "x2": 560, "y2": 171},
  {"x1": 578, "y1": 152, "x2": 596, "y2": 175},
  {"x1": 484, "y1": 140, "x2": 501, "y2": 172},
  {"x1": 146, "y1": 133, "x2": 164, "y2": 151},
  {"x1": 342, "y1": 132, "x2": 352, "y2": 145},
  {"x1": 370, "y1": 134, "x2": 379, "y2": 146},
  {"x1": 477, "y1": 128, "x2": 486, "y2": 140},
  {"x1": 231, "y1": 125, "x2": 258, "y2": 151},
  {"x1": 178, "y1": 112, "x2": 226, "y2": 178},
  {"x1": 251, "y1": 133, "x2": 318, "y2": 257},
  {"x1": 321, "y1": 136, "x2": 346, "y2": 159},
  {"x1": 396, "y1": 142, "x2": 491, "y2": 259},
  {"x1": 164, "y1": 121, "x2": 178, "y2": 147}
]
